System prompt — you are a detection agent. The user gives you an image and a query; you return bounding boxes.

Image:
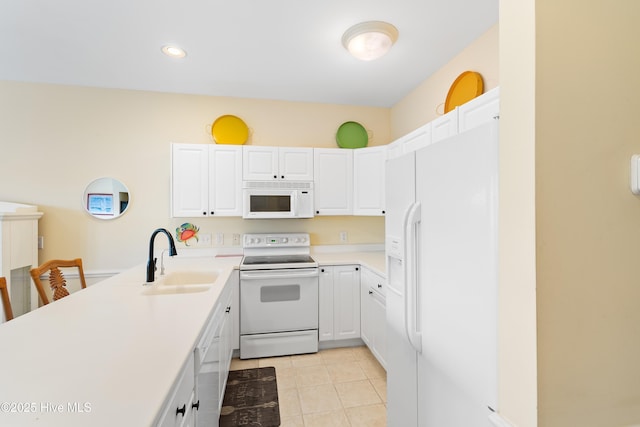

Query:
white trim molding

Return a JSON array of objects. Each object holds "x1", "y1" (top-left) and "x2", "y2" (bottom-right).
[{"x1": 489, "y1": 412, "x2": 515, "y2": 427}]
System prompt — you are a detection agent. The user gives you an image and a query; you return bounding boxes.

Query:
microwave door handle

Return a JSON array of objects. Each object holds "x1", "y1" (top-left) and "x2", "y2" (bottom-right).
[{"x1": 291, "y1": 192, "x2": 298, "y2": 216}]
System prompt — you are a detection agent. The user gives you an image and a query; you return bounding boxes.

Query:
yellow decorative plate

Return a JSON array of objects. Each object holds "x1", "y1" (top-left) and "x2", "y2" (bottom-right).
[
  {"x1": 211, "y1": 115, "x2": 249, "y2": 145},
  {"x1": 444, "y1": 71, "x2": 484, "y2": 113}
]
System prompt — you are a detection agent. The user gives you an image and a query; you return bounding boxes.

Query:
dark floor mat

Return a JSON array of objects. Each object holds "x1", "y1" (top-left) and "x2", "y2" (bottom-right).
[{"x1": 219, "y1": 366, "x2": 280, "y2": 427}]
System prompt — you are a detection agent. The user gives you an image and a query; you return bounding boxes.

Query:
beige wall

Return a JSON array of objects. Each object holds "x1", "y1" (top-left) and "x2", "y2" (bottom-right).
[
  {"x1": 391, "y1": 24, "x2": 499, "y2": 139},
  {"x1": 535, "y1": 0, "x2": 640, "y2": 426},
  {"x1": 0, "y1": 81, "x2": 386, "y2": 272}
]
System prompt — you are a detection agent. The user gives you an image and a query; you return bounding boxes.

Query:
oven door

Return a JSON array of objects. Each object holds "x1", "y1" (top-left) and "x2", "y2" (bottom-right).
[{"x1": 240, "y1": 268, "x2": 319, "y2": 334}]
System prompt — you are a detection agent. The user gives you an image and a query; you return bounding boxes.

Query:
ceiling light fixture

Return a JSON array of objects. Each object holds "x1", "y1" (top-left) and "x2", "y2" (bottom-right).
[
  {"x1": 342, "y1": 21, "x2": 399, "y2": 61},
  {"x1": 161, "y1": 45, "x2": 187, "y2": 58}
]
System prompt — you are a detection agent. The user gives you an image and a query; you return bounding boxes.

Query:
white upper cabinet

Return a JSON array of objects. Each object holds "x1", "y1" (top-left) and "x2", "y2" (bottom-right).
[
  {"x1": 431, "y1": 108, "x2": 459, "y2": 143},
  {"x1": 243, "y1": 146, "x2": 313, "y2": 181},
  {"x1": 313, "y1": 148, "x2": 353, "y2": 216},
  {"x1": 208, "y1": 145, "x2": 243, "y2": 216},
  {"x1": 279, "y1": 147, "x2": 315, "y2": 181},
  {"x1": 389, "y1": 122, "x2": 432, "y2": 157},
  {"x1": 458, "y1": 87, "x2": 500, "y2": 133},
  {"x1": 171, "y1": 143, "x2": 209, "y2": 218},
  {"x1": 171, "y1": 143, "x2": 242, "y2": 217},
  {"x1": 353, "y1": 145, "x2": 387, "y2": 216}
]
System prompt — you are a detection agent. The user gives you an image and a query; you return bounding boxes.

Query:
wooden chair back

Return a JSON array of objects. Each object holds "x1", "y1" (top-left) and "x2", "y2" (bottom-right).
[
  {"x1": 0, "y1": 277, "x2": 13, "y2": 322},
  {"x1": 30, "y1": 259, "x2": 87, "y2": 305}
]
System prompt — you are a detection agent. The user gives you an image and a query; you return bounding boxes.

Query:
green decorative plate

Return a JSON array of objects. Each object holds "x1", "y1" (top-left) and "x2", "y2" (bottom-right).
[{"x1": 336, "y1": 121, "x2": 368, "y2": 148}]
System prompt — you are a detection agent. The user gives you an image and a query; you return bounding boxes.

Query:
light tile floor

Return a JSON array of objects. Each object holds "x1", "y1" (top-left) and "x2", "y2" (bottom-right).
[{"x1": 229, "y1": 346, "x2": 387, "y2": 427}]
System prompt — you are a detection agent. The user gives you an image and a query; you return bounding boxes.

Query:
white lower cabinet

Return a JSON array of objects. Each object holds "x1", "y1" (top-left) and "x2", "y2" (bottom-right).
[
  {"x1": 319, "y1": 265, "x2": 361, "y2": 341},
  {"x1": 157, "y1": 354, "x2": 196, "y2": 427},
  {"x1": 156, "y1": 271, "x2": 237, "y2": 427},
  {"x1": 360, "y1": 267, "x2": 387, "y2": 369}
]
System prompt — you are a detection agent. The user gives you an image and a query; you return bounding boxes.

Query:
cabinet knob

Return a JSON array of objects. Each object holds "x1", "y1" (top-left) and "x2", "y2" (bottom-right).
[
  {"x1": 281, "y1": 175, "x2": 285, "y2": 179},
  {"x1": 225, "y1": 306, "x2": 231, "y2": 313},
  {"x1": 321, "y1": 268, "x2": 325, "y2": 273},
  {"x1": 369, "y1": 290, "x2": 373, "y2": 295},
  {"x1": 192, "y1": 400, "x2": 200, "y2": 410},
  {"x1": 382, "y1": 210, "x2": 386, "y2": 214},
  {"x1": 202, "y1": 211, "x2": 207, "y2": 216},
  {"x1": 316, "y1": 210, "x2": 320, "y2": 214},
  {"x1": 176, "y1": 404, "x2": 186, "y2": 416},
  {"x1": 273, "y1": 175, "x2": 277, "y2": 179},
  {"x1": 210, "y1": 211, "x2": 214, "y2": 215},
  {"x1": 377, "y1": 283, "x2": 382, "y2": 288},
  {"x1": 355, "y1": 267, "x2": 359, "y2": 271}
]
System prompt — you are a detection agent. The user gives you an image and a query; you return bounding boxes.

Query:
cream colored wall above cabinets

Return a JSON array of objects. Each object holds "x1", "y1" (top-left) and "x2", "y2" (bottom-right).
[
  {"x1": 0, "y1": 81, "x2": 388, "y2": 272},
  {"x1": 390, "y1": 24, "x2": 499, "y2": 139}
]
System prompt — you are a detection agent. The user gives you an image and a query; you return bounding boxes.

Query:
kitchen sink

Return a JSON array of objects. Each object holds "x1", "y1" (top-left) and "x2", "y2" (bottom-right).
[
  {"x1": 142, "y1": 284, "x2": 211, "y2": 296},
  {"x1": 142, "y1": 269, "x2": 220, "y2": 295},
  {"x1": 161, "y1": 270, "x2": 219, "y2": 286}
]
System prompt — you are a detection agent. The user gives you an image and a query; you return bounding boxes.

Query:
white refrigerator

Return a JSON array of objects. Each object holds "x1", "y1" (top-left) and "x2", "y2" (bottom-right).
[{"x1": 385, "y1": 121, "x2": 498, "y2": 427}]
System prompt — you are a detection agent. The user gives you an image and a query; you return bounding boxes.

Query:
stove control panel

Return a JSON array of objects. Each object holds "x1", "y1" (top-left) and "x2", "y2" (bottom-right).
[{"x1": 243, "y1": 233, "x2": 310, "y2": 249}]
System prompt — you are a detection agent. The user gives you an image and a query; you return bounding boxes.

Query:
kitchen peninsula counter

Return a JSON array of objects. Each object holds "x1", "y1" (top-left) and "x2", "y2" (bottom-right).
[{"x1": 0, "y1": 255, "x2": 241, "y2": 427}]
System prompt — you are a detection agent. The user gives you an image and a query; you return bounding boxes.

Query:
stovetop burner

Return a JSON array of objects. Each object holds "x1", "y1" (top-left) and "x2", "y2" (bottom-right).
[{"x1": 242, "y1": 255, "x2": 316, "y2": 265}]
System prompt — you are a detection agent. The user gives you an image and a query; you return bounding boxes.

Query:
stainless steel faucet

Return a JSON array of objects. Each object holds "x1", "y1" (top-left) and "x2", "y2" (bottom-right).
[{"x1": 146, "y1": 228, "x2": 177, "y2": 283}]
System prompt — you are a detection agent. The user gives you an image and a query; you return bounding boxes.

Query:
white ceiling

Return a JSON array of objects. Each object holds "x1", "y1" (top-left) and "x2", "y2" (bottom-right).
[{"x1": 0, "y1": 0, "x2": 498, "y2": 107}]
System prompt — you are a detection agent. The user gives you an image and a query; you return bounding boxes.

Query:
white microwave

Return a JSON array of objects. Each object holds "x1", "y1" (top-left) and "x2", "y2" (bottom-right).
[{"x1": 242, "y1": 181, "x2": 314, "y2": 219}]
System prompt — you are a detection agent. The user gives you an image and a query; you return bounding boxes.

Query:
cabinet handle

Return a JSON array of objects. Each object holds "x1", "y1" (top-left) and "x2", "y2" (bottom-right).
[
  {"x1": 192, "y1": 400, "x2": 200, "y2": 410},
  {"x1": 369, "y1": 290, "x2": 373, "y2": 295},
  {"x1": 176, "y1": 404, "x2": 186, "y2": 416},
  {"x1": 225, "y1": 306, "x2": 231, "y2": 313},
  {"x1": 377, "y1": 283, "x2": 382, "y2": 288}
]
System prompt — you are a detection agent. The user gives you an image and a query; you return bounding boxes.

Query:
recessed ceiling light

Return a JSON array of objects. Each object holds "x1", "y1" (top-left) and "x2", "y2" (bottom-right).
[
  {"x1": 342, "y1": 21, "x2": 399, "y2": 61},
  {"x1": 161, "y1": 45, "x2": 187, "y2": 58}
]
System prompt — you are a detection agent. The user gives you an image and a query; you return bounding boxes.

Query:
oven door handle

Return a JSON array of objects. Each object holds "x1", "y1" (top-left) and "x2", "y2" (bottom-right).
[{"x1": 240, "y1": 269, "x2": 319, "y2": 280}]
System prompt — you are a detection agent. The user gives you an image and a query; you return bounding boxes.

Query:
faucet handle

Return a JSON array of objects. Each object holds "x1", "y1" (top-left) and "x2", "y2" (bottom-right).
[{"x1": 153, "y1": 257, "x2": 158, "y2": 272}]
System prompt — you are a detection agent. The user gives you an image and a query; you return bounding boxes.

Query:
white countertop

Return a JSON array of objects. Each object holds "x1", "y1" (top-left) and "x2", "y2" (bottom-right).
[
  {"x1": 0, "y1": 255, "x2": 240, "y2": 427},
  {"x1": 0, "y1": 248, "x2": 384, "y2": 426},
  {"x1": 312, "y1": 249, "x2": 386, "y2": 277}
]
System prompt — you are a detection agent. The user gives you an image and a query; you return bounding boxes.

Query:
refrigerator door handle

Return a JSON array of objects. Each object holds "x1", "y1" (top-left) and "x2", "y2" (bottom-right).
[{"x1": 403, "y1": 201, "x2": 423, "y2": 354}]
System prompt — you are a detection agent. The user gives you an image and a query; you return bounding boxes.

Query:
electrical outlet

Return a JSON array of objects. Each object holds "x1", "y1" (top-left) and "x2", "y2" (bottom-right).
[
  {"x1": 216, "y1": 233, "x2": 224, "y2": 245},
  {"x1": 232, "y1": 233, "x2": 241, "y2": 245},
  {"x1": 340, "y1": 231, "x2": 348, "y2": 242},
  {"x1": 200, "y1": 233, "x2": 212, "y2": 247}
]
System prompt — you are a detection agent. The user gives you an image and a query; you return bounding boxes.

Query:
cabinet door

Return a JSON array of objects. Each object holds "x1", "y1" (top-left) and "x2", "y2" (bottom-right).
[
  {"x1": 360, "y1": 271, "x2": 373, "y2": 346},
  {"x1": 353, "y1": 146, "x2": 387, "y2": 216},
  {"x1": 171, "y1": 144, "x2": 209, "y2": 218},
  {"x1": 313, "y1": 148, "x2": 353, "y2": 215},
  {"x1": 402, "y1": 122, "x2": 432, "y2": 154},
  {"x1": 208, "y1": 145, "x2": 242, "y2": 216},
  {"x1": 318, "y1": 267, "x2": 335, "y2": 342},
  {"x1": 369, "y1": 290, "x2": 387, "y2": 369},
  {"x1": 458, "y1": 87, "x2": 500, "y2": 133},
  {"x1": 431, "y1": 109, "x2": 459, "y2": 143},
  {"x1": 279, "y1": 147, "x2": 314, "y2": 181},
  {"x1": 243, "y1": 146, "x2": 278, "y2": 180},
  {"x1": 333, "y1": 265, "x2": 360, "y2": 340},
  {"x1": 158, "y1": 354, "x2": 195, "y2": 427}
]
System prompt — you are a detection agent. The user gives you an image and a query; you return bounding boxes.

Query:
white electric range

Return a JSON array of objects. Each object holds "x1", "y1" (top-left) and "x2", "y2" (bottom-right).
[{"x1": 239, "y1": 233, "x2": 319, "y2": 359}]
